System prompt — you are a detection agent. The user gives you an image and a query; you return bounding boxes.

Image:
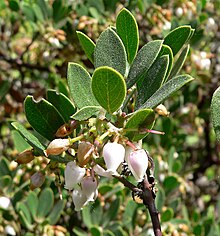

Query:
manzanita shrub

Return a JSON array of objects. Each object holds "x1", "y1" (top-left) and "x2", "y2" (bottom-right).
[{"x1": 12, "y1": 8, "x2": 195, "y2": 235}]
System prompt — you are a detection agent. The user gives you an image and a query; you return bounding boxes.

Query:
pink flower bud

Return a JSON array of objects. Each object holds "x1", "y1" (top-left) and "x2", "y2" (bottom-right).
[
  {"x1": 81, "y1": 176, "x2": 98, "y2": 201},
  {"x1": 64, "y1": 161, "x2": 86, "y2": 190},
  {"x1": 45, "y1": 139, "x2": 70, "y2": 156},
  {"x1": 93, "y1": 164, "x2": 113, "y2": 178},
  {"x1": 30, "y1": 171, "x2": 45, "y2": 190},
  {"x1": 126, "y1": 149, "x2": 148, "y2": 182},
  {"x1": 103, "y1": 142, "x2": 125, "y2": 174},
  {"x1": 72, "y1": 189, "x2": 88, "y2": 211}
]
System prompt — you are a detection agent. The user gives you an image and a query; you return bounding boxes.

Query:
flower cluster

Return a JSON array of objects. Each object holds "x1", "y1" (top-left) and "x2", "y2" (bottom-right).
[{"x1": 45, "y1": 136, "x2": 150, "y2": 211}]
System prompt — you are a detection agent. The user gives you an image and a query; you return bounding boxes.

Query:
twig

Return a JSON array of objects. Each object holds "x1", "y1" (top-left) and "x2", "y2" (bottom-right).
[
  {"x1": 113, "y1": 174, "x2": 162, "y2": 236},
  {"x1": 142, "y1": 176, "x2": 162, "y2": 236}
]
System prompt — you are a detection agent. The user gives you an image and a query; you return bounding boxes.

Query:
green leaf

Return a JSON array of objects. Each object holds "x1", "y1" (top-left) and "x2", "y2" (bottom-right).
[
  {"x1": 47, "y1": 90, "x2": 75, "y2": 123},
  {"x1": 91, "y1": 226, "x2": 102, "y2": 236},
  {"x1": 37, "y1": 188, "x2": 54, "y2": 219},
  {"x1": 164, "y1": 26, "x2": 193, "y2": 56},
  {"x1": 0, "y1": 80, "x2": 10, "y2": 102},
  {"x1": 0, "y1": 175, "x2": 13, "y2": 191},
  {"x1": 211, "y1": 86, "x2": 220, "y2": 141},
  {"x1": 9, "y1": 0, "x2": 19, "y2": 11},
  {"x1": 71, "y1": 106, "x2": 101, "y2": 121},
  {"x1": 11, "y1": 130, "x2": 32, "y2": 152},
  {"x1": 24, "y1": 96, "x2": 64, "y2": 141},
  {"x1": 127, "y1": 40, "x2": 163, "y2": 89},
  {"x1": 161, "y1": 208, "x2": 174, "y2": 222},
  {"x1": 11, "y1": 122, "x2": 45, "y2": 155},
  {"x1": 47, "y1": 200, "x2": 65, "y2": 225},
  {"x1": 26, "y1": 191, "x2": 38, "y2": 221},
  {"x1": 136, "y1": 55, "x2": 169, "y2": 109},
  {"x1": 158, "y1": 44, "x2": 173, "y2": 81},
  {"x1": 163, "y1": 175, "x2": 180, "y2": 193},
  {"x1": 91, "y1": 66, "x2": 126, "y2": 113},
  {"x1": 77, "y1": 31, "x2": 95, "y2": 63},
  {"x1": 124, "y1": 109, "x2": 155, "y2": 141},
  {"x1": 32, "y1": 3, "x2": 44, "y2": 22},
  {"x1": 102, "y1": 198, "x2": 120, "y2": 227},
  {"x1": 169, "y1": 45, "x2": 190, "y2": 79},
  {"x1": 155, "y1": 186, "x2": 165, "y2": 212},
  {"x1": 122, "y1": 200, "x2": 137, "y2": 231},
  {"x1": 16, "y1": 202, "x2": 33, "y2": 229},
  {"x1": 139, "y1": 74, "x2": 194, "y2": 109},
  {"x1": 94, "y1": 27, "x2": 127, "y2": 76},
  {"x1": 0, "y1": 158, "x2": 10, "y2": 177},
  {"x1": 116, "y1": 8, "x2": 139, "y2": 64},
  {"x1": 67, "y1": 63, "x2": 99, "y2": 109}
]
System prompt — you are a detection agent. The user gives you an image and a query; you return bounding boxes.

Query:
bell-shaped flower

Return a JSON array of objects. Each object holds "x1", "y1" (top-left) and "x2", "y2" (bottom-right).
[
  {"x1": 102, "y1": 142, "x2": 125, "y2": 174},
  {"x1": 64, "y1": 161, "x2": 86, "y2": 190},
  {"x1": 81, "y1": 176, "x2": 98, "y2": 202},
  {"x1": 45, "y1": 139, "x2": 70, "y2": 156},
  {"x1": 72, "y1": 189, "x2": 88, "y2": 211},
  {"x1": 77, "y1": 141, "x2": 94, "y2": 167},
  {"x1": 126, "y1": 149, "x2": 148, "y2": 182}
]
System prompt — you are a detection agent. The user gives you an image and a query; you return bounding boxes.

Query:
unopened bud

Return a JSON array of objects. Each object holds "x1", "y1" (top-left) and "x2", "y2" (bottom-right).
[
  {"x1": 45, "y1": 139, "x2": 70, "y2": 156},
  {"x1": 55, "y1": 124, "x2": 73, "y2": 137},
  {"x1": 155, "y1": 104, "x2": 170, "y2": 117},
  {"x1": 16, "y1": 149, "x2": 35, "y2": 164},
  {"x1": 77, "y1": 141, "x2": 94, "y2": 167},
  {"x1": 30, "y1": 171, "x2": 45, "y2": 190}
]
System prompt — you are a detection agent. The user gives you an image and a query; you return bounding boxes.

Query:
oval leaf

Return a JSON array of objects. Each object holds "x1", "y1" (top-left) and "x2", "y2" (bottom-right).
[
  {"x1": 211, "y1": 86, "x2": 220, "y2": 141},
  {"x1": 37, "y1": 188, "x2": 54, "y2": 219},
  {"x1": 116, "y1": 8, "x2": 139, "y2": 64},
  {"x1": 136, "y1": 55, "x2": 169, "y2": 109},
  {"x1": 47, "y1": 200, "x2": 65, "y2": 225},
  {"x1": 24, "y1": 96, "x2": 64, "y2": 141},
  {"x1": 164, "y1": 26, "x2": 193, "y2": 56},
  {"x1": 11, "y1": 122, "x2": 45, "y2": 155},
  {"x1": 127, "y1": 40, "x2": 163, "y2": 89},
  {"x1": 47, "y1": 90, "x2": 75, "y2": 123},
  {"x1": 92, "y1": 66, "x2": 126, "y2": 113},
  {"x1": 71, "y1": 106, "x2": 101, "y2": 121},
  {"x1": 139, "y1": 74, "x2": 194, "y2": 109},
  {"x1": 94, "y1": 28, "x2": 127, "y2": 76},
  {"x1": 67, "y1": 63, "x2": 99, "y2": 109},
  {"x1": 77, "y1": 31, "x2": 95, "y2": 63},
  {"x1": 26, "y1": 191, "x2": 38, "y2": 221},
  {"x1": 16, "y1": 202, "x2": 32, "y2": 228},
  {"x1": 168, "y1": 45, "x2": 190, "y2": 79},
  {"x1": 124, "y1": 109, "x2": 155, "y2": 141},
  {"x1": 158, "y1": 44, "x2": 173, "y2": 81}
]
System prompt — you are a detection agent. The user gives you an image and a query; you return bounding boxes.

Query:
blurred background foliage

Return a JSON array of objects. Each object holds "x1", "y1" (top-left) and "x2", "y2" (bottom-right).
[{"x1": 0, "y1": 0, "x2": 220, "y2": 235}]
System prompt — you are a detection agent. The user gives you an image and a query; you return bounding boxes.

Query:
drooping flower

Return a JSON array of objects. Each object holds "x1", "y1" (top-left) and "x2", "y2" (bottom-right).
[
  {"x1": 102, "y1": 142, "x2": 125, "y2": 174},
  {"x1": 81, "y1": 176, "x2": 98, "y2": 202},
  {"x1": 45, "y1": 139, "x2": 70, "y2": 156},
  {"x1": 72, "y1": 189, "x2": 88, "y2": 211},
  {"x1": 126, "y1": 149, "x2": 148, "y2": 182},
  {"x1": 93, "y1": 164, "x2": 113, "y2": 178},
  {"x1": 64, "y1": 161, "x2": 86, "y2": 190}
]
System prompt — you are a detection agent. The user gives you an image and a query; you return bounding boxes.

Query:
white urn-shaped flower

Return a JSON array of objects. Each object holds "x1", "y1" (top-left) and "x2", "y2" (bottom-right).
[
  {"x1": 126, "y1": 149, "x2": 148, "y2": 182},
  {"x1": 64, "y1": 161, "x2": 86, "y2": 190},
  {"x1": 102, "y1": 142, "x2": 125, "y2": 174}
]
